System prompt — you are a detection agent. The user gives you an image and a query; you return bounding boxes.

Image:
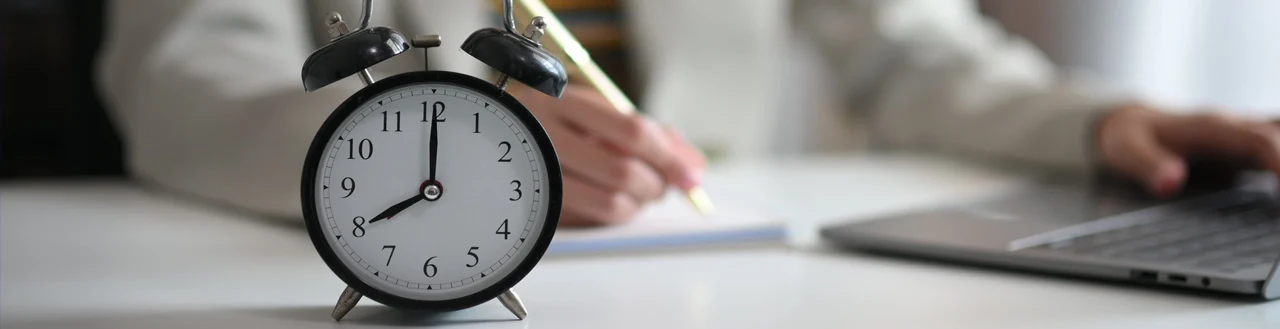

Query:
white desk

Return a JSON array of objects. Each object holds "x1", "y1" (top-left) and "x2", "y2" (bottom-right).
[{"x1": 3, "y1": 154, "x2": 1278, "y2": 329}]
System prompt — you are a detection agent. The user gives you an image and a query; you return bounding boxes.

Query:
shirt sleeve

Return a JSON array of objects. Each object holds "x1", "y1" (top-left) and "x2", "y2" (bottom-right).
[
  {"x1": 792, "y1": 0, "x2": 1134, "y2": 172},
  {"x1": 96, "y1": 0, "x2": 486, "y2": 219}
]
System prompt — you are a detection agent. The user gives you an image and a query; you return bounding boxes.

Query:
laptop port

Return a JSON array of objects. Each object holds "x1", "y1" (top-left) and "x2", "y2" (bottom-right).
[
  {"x1": 1167, "y1": 274, "x2": 1187, "y2": 283},
  {"x1": 1131, "y1": 270, "x2": 1158, "y2": 282},
  {"x1": 1202, "y1": 277, "x2": 1211, "y2": 287}
]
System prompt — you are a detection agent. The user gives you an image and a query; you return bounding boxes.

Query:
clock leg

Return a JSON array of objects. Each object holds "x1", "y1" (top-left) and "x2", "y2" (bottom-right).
[
  {"x1": 331, "y1": 286, "x2": 363, "y2": 321},
  {"x1": 497, "y1": 289, "x2": 528, "y2": 320}
]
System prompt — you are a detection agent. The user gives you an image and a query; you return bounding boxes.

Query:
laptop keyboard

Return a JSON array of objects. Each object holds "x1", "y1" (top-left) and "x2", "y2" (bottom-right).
[{"x1": 1040, "y1": 197, "x2": 1280, "y2": 274}]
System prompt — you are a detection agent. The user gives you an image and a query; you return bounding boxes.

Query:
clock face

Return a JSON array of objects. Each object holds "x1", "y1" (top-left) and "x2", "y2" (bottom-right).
[{"x1": 302, "y1": 71, "x2": 561, "y2": 309}]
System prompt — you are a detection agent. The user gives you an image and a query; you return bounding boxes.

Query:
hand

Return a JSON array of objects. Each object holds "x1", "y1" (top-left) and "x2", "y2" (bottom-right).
[
  {"x1": 1096, "y1": 104, "x2": 1280, "y2": 197},
  {"x1": 513, "y1": 84, "x2": 706, "y2": 226}
]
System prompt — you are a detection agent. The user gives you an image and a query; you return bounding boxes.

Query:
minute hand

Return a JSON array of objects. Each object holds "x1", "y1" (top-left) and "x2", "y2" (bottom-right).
[{"x1": 428, "y1": 101, "x2": 441, "y2": 182}]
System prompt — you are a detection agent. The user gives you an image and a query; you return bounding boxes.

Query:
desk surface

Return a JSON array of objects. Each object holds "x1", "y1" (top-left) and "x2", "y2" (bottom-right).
[{"x1": 3, "y1": 154, "x2": 1278, "y2": 329}]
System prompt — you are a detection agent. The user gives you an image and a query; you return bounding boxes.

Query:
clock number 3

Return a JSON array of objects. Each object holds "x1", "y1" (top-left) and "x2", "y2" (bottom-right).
[{"x1": 509, "y1": 180, "x2": 522, "y2": 201}]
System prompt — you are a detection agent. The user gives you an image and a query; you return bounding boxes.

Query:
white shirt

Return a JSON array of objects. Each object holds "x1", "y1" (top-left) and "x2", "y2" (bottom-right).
[{"x1": 97, "y1": 0, "x2": 1129, "y2": 219}]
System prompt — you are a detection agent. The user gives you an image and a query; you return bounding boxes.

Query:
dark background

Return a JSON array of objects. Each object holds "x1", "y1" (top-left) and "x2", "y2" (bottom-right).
[{"x1": 1, "y1": 0, "x2": 123, "y2": 179}]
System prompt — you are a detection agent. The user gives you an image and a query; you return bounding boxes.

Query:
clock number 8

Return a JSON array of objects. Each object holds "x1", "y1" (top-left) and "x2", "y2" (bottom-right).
[{"x1": 352, "y1": 216, "x2": 366, "y2": 237}]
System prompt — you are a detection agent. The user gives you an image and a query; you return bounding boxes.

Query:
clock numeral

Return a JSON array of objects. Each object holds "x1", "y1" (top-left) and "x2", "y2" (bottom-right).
[
  {"x1": 381, "y1": 111, "x2": 401, "y2": 132},
  {"x1": 472, "y1": 112, "x2": 480, "y2": 133},
  {"x1": 509, "y1": 180, "x2": 522, "y2": 201},
  {"x1": 382, "y1": 245, "x2": 396, "y2": 266},
  {"x1": 498, "y1": 141, "x2": 512, "y2": 162},
  {"x1": 422, "y1": 101, "x2": 446, "y2": 123},
  {"x1": 466, "y1": 247, "x2": 480, "y2": 268},
  {"x1": 340, "y1": 177, "x2": 355, "y2": 198},
  {"x1": 352, "y1": 216, "x2": 366, "y2": 238},
  {"x1": 347, "y1": 138, "x2": 373, "y2": 160},
  {"x1": 496, "y1": 219, "x2": 510, "y2": 240},
  {"x1": 423, "y1": 256, "x2": 438, "y2": 277}
]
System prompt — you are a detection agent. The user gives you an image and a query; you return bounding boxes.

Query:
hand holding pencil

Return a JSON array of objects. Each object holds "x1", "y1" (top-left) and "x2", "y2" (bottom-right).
[{"x1": 503, "y1": 0, "x2": 717, "y2": 225}]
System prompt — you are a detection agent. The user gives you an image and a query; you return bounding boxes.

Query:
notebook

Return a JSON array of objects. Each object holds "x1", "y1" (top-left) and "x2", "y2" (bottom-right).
[{"x1": 547, "y1": 192, "x2": 788, "y2": 255}]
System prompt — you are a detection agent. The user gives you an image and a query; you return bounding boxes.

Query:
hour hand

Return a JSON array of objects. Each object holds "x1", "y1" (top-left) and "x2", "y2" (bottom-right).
[{"x1": 369, "y1": 195, "x2": 422, "y2": 223}]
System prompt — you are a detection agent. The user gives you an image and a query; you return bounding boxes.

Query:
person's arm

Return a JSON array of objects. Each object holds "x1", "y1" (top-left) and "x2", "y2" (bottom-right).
[
  {"x1": 95, "y1": 0, "x2": 483, "y2": 218},
  {"x1": 792, "y1": 0, "x2": 1131, "y2": 172}
]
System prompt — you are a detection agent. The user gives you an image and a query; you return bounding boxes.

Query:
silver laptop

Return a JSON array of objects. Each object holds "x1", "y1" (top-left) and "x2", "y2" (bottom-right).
[{"x1": 820, "y1": 170, "x2": 1280, "y2": 300}]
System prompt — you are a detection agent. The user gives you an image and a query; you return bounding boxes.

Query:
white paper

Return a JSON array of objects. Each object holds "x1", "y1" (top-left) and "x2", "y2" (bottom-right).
[{"x1": 547, "y1": 192, "x2": 787, "y2": 254}]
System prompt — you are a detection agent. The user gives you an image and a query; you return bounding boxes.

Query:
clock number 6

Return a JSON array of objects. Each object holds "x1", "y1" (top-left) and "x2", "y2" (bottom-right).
[
  {"x1": 423, "y1": 256, "x2": 438, "y2": 277},
  {"x1": 466, "y1": 247, "x2": 480, "y2": 267}
]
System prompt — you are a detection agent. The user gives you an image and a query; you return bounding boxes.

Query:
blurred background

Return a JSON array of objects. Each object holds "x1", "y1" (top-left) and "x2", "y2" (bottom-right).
[{"x1": 3, "y1": 0, "x2": 1280, "y2": 180}]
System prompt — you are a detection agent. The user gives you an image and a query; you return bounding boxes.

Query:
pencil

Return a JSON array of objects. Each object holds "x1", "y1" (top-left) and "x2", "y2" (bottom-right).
[{"x1": 512, "y1": 0, "x2": 717, "y2": 216}]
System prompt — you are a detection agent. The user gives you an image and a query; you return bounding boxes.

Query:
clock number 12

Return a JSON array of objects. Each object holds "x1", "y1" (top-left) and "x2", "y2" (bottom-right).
[{"x1": 422, "y1": 101, "x2": 445, "y2": 123}]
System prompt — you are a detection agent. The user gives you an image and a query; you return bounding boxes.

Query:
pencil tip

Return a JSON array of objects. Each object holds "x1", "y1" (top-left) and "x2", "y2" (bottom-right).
[{"x1": 686, "y1": 187, "x2": 717, "y2": 216}]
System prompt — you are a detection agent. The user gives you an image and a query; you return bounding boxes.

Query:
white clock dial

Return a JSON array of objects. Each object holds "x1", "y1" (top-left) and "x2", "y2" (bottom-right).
[{"x1": 311, "y1": 81, "x2": 553, "y2": 301}]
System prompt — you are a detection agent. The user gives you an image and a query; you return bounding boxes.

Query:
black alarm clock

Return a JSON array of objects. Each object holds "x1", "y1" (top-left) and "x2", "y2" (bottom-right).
[{"x1": 298, "y1": 0, "x2": 567, "y2": 321}]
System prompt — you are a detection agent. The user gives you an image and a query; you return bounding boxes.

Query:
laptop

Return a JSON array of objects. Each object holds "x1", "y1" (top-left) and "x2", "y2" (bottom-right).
[{"x1": 819, "y1": 168, "x2": 1280, "y2": 300}]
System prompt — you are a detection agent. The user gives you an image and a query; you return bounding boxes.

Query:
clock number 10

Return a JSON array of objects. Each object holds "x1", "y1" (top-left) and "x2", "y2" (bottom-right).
[{"x1": 346, "y1": 138, "x2": 372, "y2": 160}]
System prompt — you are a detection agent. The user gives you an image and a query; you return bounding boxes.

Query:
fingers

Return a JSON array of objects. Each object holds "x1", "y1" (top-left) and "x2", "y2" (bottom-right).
[
  {"x1": 518, "y1": 86, "x2": 710, "y2": 226},
  {"x1": 555, "y1": 86, "x2": 701, "y2": 190},
  {"x1": 1108, "y1": 128, "x2": 1187, "y2": 196},
  {"x1": 561, "y1": 175, "x2": 640, "y2": 226},
  {"x1": 1162, "y1": 113, "x2": 1280, "y2": 178},
  {"x1": 662, "y1": 124, "x2": 707, "y2": 169},
  {"x1": 543, "y1": 119, "x2": 666, "y2": 203}
]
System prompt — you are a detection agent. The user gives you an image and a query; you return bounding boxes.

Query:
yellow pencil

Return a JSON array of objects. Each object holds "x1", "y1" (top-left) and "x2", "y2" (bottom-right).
[{"x1": 512, "y1": 0, "x2": 717, "y2": 216}]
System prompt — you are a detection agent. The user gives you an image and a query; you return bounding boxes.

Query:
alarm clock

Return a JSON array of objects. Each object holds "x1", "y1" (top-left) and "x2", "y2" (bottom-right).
[{"x1": 298, "y1": 0, "x2": 567, "y2": 321}]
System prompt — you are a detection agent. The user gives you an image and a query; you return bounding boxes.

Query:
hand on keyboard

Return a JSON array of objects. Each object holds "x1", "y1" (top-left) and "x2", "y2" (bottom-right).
[{"x1": 1096, "y1": 104, "x2": 1280, "y2": 197}]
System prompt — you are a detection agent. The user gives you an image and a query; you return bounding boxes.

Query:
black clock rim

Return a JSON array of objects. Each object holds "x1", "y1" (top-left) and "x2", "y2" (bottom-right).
[{"x1": 300, "y1": 70, "x2": 563, "y2": 312}]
